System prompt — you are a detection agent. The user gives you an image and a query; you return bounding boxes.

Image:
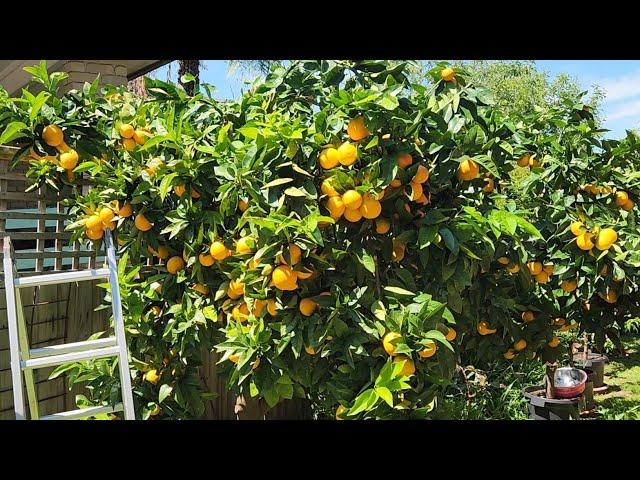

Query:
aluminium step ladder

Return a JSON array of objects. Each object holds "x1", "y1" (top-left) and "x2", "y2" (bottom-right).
[{"x1": 2, "y1": 229, "x2": 135, "y2": 420}]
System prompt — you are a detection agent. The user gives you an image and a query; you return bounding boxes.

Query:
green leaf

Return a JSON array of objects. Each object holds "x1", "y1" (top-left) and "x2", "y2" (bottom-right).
[
  {"x1": 348, "y1": 388, "x2": 379, "y2": 416},
  {"x1": 0, "y1": 121, "x2": 28, "y2": 145},
  {"x1": 384, "y1": 286, "x2": 415, "y2": 296},
  {"x1": 29, "y1": 92, "x2": 50, "y2": 123},
  {"x1": 378, "y1": 94, "x2": 399, "y2": 110},
  {"x1": 159, "y1": 172, "x2": 178, "y2": 201},
  {"x1": 356, "y1": 248, "x2": 376, "y2": 274},
  {"x1": 439, "y1": 228, "x2": 459, "y2": 256},
  {"x1": 375, "y1": 387, "x2": 394, "y2": 407},
  {"x1": 262, "y1": 177, "x2": 294, "y2": 189},
  {"x1": 371, "y1": 300, "x2": 386, "y2": 321},
  {"x1": 159, "y1": 384, "x2": 173, "y2": 403},
  {"x1": 418, "y1": 225, "x2": 438, "y2": 249}
]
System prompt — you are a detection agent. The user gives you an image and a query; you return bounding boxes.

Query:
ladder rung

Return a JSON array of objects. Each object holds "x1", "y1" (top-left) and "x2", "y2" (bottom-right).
[
  {"x1": 14, "y1": 268, "x2": 110, "y2": 288},
  {"x1": 21, "y1": 346, "x2": 120, "y2": 369},
  {"x1": 29, "y1": 337, "x2": 117, "y2": 359},
  {"x1": 39, "y1": 403, "x2": 124, "y2": 420}
]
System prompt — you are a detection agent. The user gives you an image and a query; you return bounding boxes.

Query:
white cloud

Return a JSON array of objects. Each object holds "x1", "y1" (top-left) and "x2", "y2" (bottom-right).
[
  {"x1": 606, "y1": 99, "x2": 640, "y2": 121},
  {"x1": 599, "y1": 70, "x2": 640, "y2": 102}
]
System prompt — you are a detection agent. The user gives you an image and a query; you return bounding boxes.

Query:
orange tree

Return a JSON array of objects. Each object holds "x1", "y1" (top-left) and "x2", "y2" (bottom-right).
[
  {"x1": 2, "y1": 60, "x2": 637, "y2": 419},
  {"x1": 510, "y1": 98, "x2": 640, "y2": 353}
]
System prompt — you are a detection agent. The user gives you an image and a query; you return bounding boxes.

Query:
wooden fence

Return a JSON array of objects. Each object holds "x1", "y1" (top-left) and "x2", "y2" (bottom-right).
[{"x1": 0, "y1": 146, "x2": 309, "y2": 420}]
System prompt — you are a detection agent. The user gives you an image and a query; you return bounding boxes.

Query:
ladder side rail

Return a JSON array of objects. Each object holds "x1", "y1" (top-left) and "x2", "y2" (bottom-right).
[
  {"x1": 3, "y1": 236, "x2": 26, "y2": 420},
  {"x1": 104, "y1": 230, "x2": 136, "y2": 420}
]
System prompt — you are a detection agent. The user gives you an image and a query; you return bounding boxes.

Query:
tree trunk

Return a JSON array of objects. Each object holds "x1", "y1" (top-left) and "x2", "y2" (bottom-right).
[
  {"x1": 234, "y1": 394, "x2": 269, "y2": 420},
  {"x1": 127, "y1": 76, "x2": 147, "y2": 98},
  {"x1": 545, "y1": 362, "x2": 558, "y2": 399},
  {"x1": 178, "y1": 60, "x2": 200, "y2": 96}
]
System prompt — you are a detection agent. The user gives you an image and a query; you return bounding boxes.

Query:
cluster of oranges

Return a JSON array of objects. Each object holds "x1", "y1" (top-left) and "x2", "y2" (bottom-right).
[
  {"x1": 570, "y1": 221, "x2": 618, "y2": 252},
  {"x1": 614, "y1": 190, "x2": 635, "y2": 211},
  {"x1": 118, "y1": 123, "x2": 147, "y2": 151},
  {"x1": 516, "y1": 153, "x2": 541, "y2": 168},
  {"x1": 84, "y1": 206, "x2": 117, "y2": 240},
  {"x1": 380, "y1": 324, "x2": 457, "y2": 373},
  {"x1": 525, "y1": 260, "x2": 554, "y2": 284},
  {"x1": 324, "y1": 188, "x2": 382, "y2": 223},
  {"x1": 36, "y1": 125, "x2": 80, "y2": 180}
]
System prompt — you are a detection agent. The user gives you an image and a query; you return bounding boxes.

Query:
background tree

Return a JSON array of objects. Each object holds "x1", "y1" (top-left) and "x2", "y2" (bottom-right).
[{"x1": 178, "y1": 60, "x2": 200, "y2": 95}]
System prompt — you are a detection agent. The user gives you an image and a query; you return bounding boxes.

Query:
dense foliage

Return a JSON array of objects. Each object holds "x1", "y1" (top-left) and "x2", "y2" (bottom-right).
[{"x1": 1, "y1": 60, "x2": 638, "y2": 419}]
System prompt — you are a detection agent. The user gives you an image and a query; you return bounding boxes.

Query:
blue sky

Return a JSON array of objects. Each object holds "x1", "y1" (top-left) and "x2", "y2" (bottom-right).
[{"x1": 154, "y1": 60, "x2": 640, "y2": 139}]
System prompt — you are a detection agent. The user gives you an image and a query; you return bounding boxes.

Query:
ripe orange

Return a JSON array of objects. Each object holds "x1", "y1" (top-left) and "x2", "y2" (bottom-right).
[
  {"x1": 86, "y1": 214, "x2": 102, "y2": 230},
  {"x1": 375, "y1": 217, "x2": 391, "y2": 234},
  {"x1": 527, "y1": 261, "x2": 543, "y2": 276},
  {"x1": 440, "y1": 67, "x2": 455, "y2": 82},
  {"x1": 483, "y1": 178, "x2": 495, "y2": 193},
  {"x1": 252, "y1": 299, "x2": 267, "y2": 317},
  {"x1": 299, "y1": 298, "x2": 317, "y2": 316},
  {"x1": 457, "y1": 159, "x2": 479, "y2": 181},
  {"x1": 514, "y1": 339, "x2": 527, "y2": 352},
  {"x1": 347, "y1": 117, "x2": 370, "y2": 141},
  {"x1": 543, "y1": 263, "x2": 554, "y2": 275},
  {"x1": 415, "y1": 193, "x2": 430, "y2": 205},
  {"x1": 166, "y1": 256, "x2": 185, "y2": 274},
  {"x1": 238, "y1": 199, "x2": 250, "y2": 212},
  {"x1": 321, "y1": 179, "x2": 339, "y2": 197},
  {"x1": 98, "y1": 207, "x2": 115, "y2": 226},
  {"x1": 406, "y1": 181, "x2": 423, "y2": 202},
  {"x1": 534, "y1": 271, "x2": 550, "y2": 284},
  {"x1": 595, "y1": 228, "x2": 617, "y2": 251},
  {"x1": 326, "y1": 196, "x2": 346, "y2": 219},
  {"x1": 174, "y1": 184, "x2": 186, "y2": 197},
  {"x1": 144, "y1": 369, "x2": 160, "y2": 384},
  {"x1": 266, "y1": 299, "x2": 278, "y2": 317},
  {"x1": 397, "y1": 153, "x2": 413, "y2": 169},
  {"x1": 620, "y1": 197, "x2": 634, "y2": 211},
  {"x1": 521, "y1": 311, "x2": 535, "y2": 323},
  {"x1": 319, "y1": 147, "x2": 340, "y2": 169},
  {"x1": 59, "y1": 150, "x2": 79, "y2": 170},
  {"x1": 477, "y1": 321, "x2": 497, "y2": 335},
  {"x1": 272, "y1": 265, "x2": 298, "y2": 291},
  {"x1": 232, "y1": 303, "x2": 250, "y2": 322},
  {"x1": 133, "y1": 129, "x2": 146, "y2": 145},
  {"x1": 86, "y1": 227, "x2": 103, "y2": 240},
  {"x1": 359, "y1": 195, "x2": 382, "y2": 219},
  {"x1": 382, "y1": 332, "x2": 402, "y2": 356},
  {"x1": 337, "y1": 142, "x2": 358, "y2": 166},
  {"x1": 548, "y1": 337, "x2": 560, "y2": 348},
  {"x1": 119, "y1": 124, "x2": 135, "y2": 139},
  {"x1": 277, "y1": 243, "x2": 302, "y2": 265},
  {"x1": 393, "y1": 355, "x2": 416, "y2": 376},
  {"x1": 600, "y1": 290, "x2": 618, "y2": 304},
  {"x1": 561, "y1": 279, "x2": 577, "y2": 293},
  {"x1": 199, "y1": 253, "x2": 215, "y2": 267},
  {"x1": 570, "y1": 221, "x2": 586, "y2": 236},
  {"x1": 42, "y1": 125, "x2": 64, "y2": 146},
  {"x1": 418, "y1": 340, "x2": 437, "y2": 358},
  {"x1": 342, "y1": 190, "x2": 363, "y2": 210},
  {"x1": 445, "y1": 327, "x2": 457, "y2": 341},
  {"x1": 236, "y1": 236, "x2": 255, "y2": 255},
  {"x1": 497, "y1": 256, "x2": 510, "y2": 265},
  {"x1": 305, "y1": 345, "x2": 317, "y2": 355},
  {"x1": 503, "y1": 349, "x2": 516, "y2": 360},
  {"x1": 615, "y1": 191, "x2": 628, "y2": 206},
  {"x1": 576, "y1": 232, "x2": 594, "y2": 251},
  {"x1": 193, "y1": 283, "x2": 210, "y2": 295},
  {"x1": 229, "y1": 354, "x2": 240, "y2": 364},
  {"x1": 209, "y1": 241, "x2": 229, "y2": 260},
  {"x1": 412, "y1": 165, "x2": 429, "y2": 184},
  {"x1": 390, "y1": 178, "x2": 402, "y2": 188},
  {"x1": 227, "y1": 279, "x2": 245, "y2": 299},
  {"x1": 506, "y1": 263, "x2": 520, "y2": 273},
  {"x1": 118, "y1": 202, "x2": 133, "y2": 217},
  {"x1": 134, "y1": 214, "x2": 153, "y2": 232},
  {"x1": 517, "y1": 154, "x2": 530, "y2": 167},
  {"x1": 344, "y1": 207, "x2": 362, "y2": 222}
]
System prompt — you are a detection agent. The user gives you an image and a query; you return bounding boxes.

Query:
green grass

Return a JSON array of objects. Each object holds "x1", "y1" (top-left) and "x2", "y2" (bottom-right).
[{"x1": 594, "y1": 336, "x2": 640, "y2": 420}]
